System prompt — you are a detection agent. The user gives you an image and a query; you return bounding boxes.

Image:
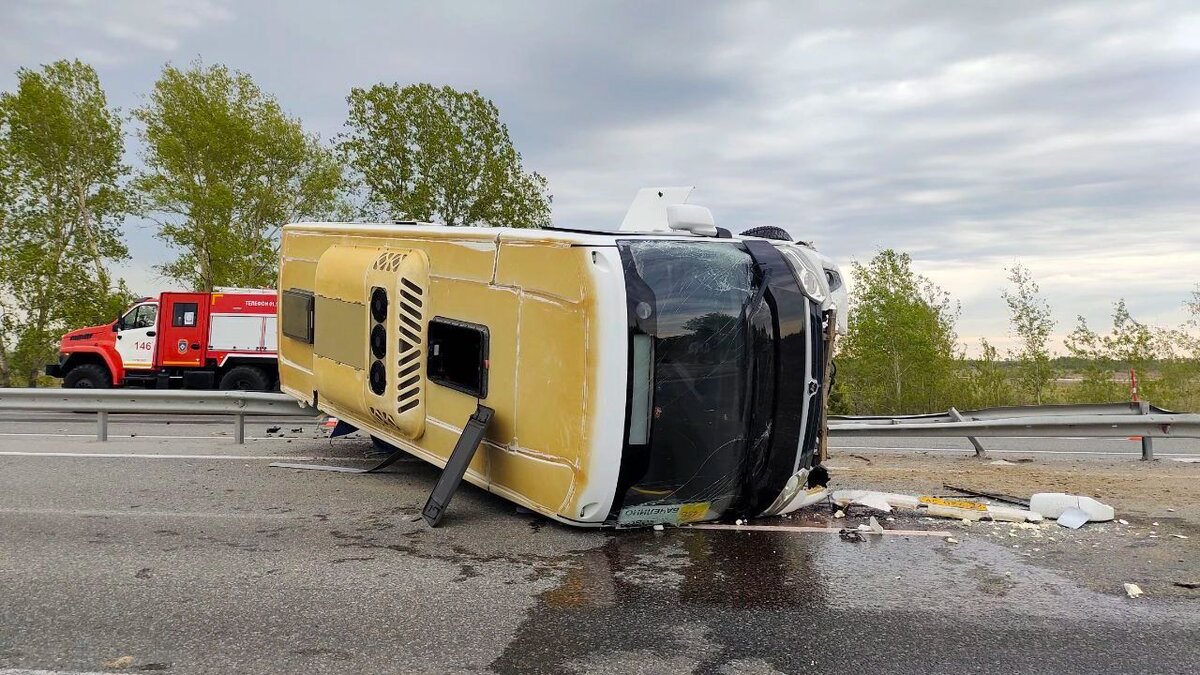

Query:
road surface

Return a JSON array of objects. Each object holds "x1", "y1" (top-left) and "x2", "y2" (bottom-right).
[{"x1": 0, "y1": 413, "x2": 1197, "y2": 674}]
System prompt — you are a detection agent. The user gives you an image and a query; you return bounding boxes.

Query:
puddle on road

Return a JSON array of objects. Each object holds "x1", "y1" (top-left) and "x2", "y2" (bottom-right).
[{"x1": 489, "y1": 523, "x2": 1200, "y2": 674}]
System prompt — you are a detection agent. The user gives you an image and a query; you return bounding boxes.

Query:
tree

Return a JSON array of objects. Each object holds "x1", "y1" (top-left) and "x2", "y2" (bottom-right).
[
  {"x1": 837, "y1": 249, "x2": 961, "y2": 414},
  {"x1": 967, "y1": 338, "x2": 1012, "y2": 409},
  {"x1": 340, "y1": 83, "x2": 551, "y2": 227},
  {"x1": 134, "y1": 61, "x2": 344, "y2": 291},
  {"x1": 0, "y1": 60, "x2": 132, "y2": 386},
  {"x1": 1002, "y1": 264, "x2": 1055, "y2": 404}
]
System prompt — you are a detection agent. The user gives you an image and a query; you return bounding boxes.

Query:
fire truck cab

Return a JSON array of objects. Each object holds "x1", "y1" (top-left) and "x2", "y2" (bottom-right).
[{"x1": 46, "y1": 288, "x2": 278, "y2": 390}]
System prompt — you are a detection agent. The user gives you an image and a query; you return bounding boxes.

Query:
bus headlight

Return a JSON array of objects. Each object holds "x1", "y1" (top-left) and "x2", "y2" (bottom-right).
[{"x1": 779, "y1": 247, "x2": 827, "y2": 304}]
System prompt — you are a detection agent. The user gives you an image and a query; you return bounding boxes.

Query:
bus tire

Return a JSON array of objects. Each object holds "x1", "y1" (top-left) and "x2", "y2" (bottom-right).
[
  {"x1": 63, "y1": 363, "x2": 113, "y2": 389},
  {"x1": 219, "y1": 365, "x2": 272, "y2": 392}
]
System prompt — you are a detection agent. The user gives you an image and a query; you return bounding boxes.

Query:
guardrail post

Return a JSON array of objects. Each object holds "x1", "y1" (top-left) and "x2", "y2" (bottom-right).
[
  {"x1": 1139, "y1": 401, "x2": 1154, "y2": 461},
  {"x1": 949, "y1": 407, "x2": 986, "y2": 458},
  {"x1": 234, "y1": 413, "x2": 246, "y2": 445},
  {"x1": 96, "y1": 411, "x2": 108, "y2": 442}
]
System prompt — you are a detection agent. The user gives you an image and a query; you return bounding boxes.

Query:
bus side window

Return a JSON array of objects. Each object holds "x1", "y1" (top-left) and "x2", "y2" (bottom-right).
[{"x1": 427, "y1": 317, "x2": 489, "y2": 398}]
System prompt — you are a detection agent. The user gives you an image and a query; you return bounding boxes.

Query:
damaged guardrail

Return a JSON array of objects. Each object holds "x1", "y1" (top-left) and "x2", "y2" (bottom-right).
[
  {"x1": 827, "y1": 401, "x2": 1197, "y2": 461},
  {"x1": 0, "y1": 388, "x2": 319, "y2": 444}
]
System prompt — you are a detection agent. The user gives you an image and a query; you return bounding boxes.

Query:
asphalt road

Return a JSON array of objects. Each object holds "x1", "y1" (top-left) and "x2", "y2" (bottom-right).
[{"x1": 1, "y1": 414, "x2": 1198, "y2": 674}]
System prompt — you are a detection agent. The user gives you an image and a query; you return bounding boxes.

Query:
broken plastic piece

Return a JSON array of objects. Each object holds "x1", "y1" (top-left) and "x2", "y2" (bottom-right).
[
  {"x1": 835, "y1": 485, "x2": 916, "y2": 506},
  {"x1": 945, "y1": 537, "x2": 959, "y2": 544},
  {"x1": 868, "y1": 516, "x2": 884, "y2": 534},
  {"x1": 1124, "y1": 583, "x2": 1144, "y2": 598},
  {"x1": 1029, "y1": 493, "x2": 1115, "y2": 522},
  {"x1": 853, "y1": 493, "x2": 893, "y2": 512},
  {"x1": 1057, "y1": 507, "x2": 1090, "y2": 529}
]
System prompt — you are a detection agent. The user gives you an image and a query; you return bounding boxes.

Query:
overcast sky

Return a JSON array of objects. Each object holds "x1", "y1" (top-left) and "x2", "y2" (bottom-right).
[{"x1": 2, "y1": 0, "x2": 1198, "y2": 353}]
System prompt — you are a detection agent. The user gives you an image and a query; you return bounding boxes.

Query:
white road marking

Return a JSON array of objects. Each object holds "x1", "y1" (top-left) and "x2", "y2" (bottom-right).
[
  {"x1": 0, "y1": 507, "x2": 297, "y2": 519},
  {"x1": 0, "y1": 662, "x2": 114, "y2": 667},
  {"x1": 687, "y1": 523, "x2": 953, "y2": 537},
  {"x1": 0, "y1": 432, "x2": 296, "y2": 440},
  {"x1": 831, "y1": 445, "x2": 1198, "y2": 458},
  {"x1": 0, "y1": 451, "x2": 332, "y2": 461}
]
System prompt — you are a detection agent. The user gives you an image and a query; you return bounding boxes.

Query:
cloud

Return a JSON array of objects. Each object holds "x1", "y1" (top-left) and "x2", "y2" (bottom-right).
[
  {"x1": 0, "y1": 0, "x2": 1196, "y2": 350},
  {"x1": 0, "y1": 0, "x2": 233, "y2": 66}
]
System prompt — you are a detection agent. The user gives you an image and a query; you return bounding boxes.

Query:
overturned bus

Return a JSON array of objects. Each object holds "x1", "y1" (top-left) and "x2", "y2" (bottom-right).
[{"x1": 276, "y1": 189, "x2": 847, "y2": 527}]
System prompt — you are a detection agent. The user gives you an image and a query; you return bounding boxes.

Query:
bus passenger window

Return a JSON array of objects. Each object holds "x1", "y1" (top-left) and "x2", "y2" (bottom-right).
[{"x1": 427, "y1": 317, "x2": 489, "y2": 398}]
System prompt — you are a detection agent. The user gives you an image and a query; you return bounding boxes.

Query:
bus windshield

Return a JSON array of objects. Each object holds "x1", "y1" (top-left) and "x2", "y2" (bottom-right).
[{"x1": 616, "y1": 240, "x2": 788, "y2": 525}]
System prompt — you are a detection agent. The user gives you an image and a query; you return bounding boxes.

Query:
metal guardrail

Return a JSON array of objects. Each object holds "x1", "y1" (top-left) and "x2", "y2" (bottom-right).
[
  {"x1": 828, "y1": 401, "x2": 1197, "y2": 460},
  {"x1": 0, "y1": 389, "x2": 319, "y2": 444}
]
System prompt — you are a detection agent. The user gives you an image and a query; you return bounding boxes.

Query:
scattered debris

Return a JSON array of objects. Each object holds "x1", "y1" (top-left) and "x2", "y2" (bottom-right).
[
  {"x1": 868, "y1": 516, "x2": 884, "y2": 535},
  {"x1": 832, "y1": 490, "x2": 919, "y2": 510},
  {"x1": 1117, "y1": 519, "x2": 1129, "y2": 525},
  {"x1": 652, "y1": 524, "x2": 664, "y2": 532},
  {"x1": 103, "y1": 655, "x2": 135, "y2": 669},
  {"x1": 943, "y1": 484, "x2": 1030, "y2": 508},
  {"x1": 853, "y1": 493, "x2": 893, "y2": 512},
  {"x1": 1057, "y1": 507, "x2": 1090, "y2": 530},
  {"x1": 833, "y1": 509, "x2": 845, "y2": 519},
  {"x1": 1124, "y1": 583, "x2": 1144, "y2": 598},
  {"x1": 1170, "y1": 534, "x2": 1189, "y2": 539},
  {"x1": 839, "y1": 529, "x2": 865, "y2": 543},
  {"x1": 945, "y1": 536, "x2": 959, "y2": 544},
  {"x1": 1174, "y1": 581, "x2": 1200, "y2": 590},
  {"x1": 1029, "y1": 493, "x2": 1115, "y2": 522},
  {"x1": 266, "y1": 426, "x2": 281, "y2": 434}
]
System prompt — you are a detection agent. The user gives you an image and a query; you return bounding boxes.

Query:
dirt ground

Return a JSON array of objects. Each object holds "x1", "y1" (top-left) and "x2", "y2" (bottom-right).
[{"x1": 809, "y1": 450, "x2": 1200, "y2": 599}]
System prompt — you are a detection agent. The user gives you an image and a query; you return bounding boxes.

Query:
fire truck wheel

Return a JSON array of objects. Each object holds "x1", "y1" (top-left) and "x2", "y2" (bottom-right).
[
  {"x1": 219, "y1": 365, "x2": 272, "y2": 392},
  {"x1": 63, "y1": 363, "x2": 112, "y2": 389}
]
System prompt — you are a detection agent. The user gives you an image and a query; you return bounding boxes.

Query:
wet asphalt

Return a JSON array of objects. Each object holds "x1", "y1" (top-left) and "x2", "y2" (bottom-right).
[{"x1": 0, "y1": 417, "x2": 1197, "y2": 674}]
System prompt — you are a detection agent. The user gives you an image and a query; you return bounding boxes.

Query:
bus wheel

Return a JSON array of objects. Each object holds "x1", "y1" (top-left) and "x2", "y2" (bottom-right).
[
  {"x1": 63, "y1": 363, "x2": 113, "y2": 389},
  {"x1": 219, "y1": 365, "x2": 271, "y2": 392}
]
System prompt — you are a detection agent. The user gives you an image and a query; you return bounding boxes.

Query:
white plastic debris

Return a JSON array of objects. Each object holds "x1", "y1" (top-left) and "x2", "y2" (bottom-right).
[
  {"x1": 653, "y1": 524, "x2": 664, "y2": 531},
  {"x1": 831, "y1": 490, "x2": 920, "y2": 510},
  {"x1": 1030, "y1": 493, "x2": 1115, "y2": 522},
  {"x1": 833, "y1": 509, "x2": 845, "y2": 519},
  {"x1": 1170, "y1": 534, "x2": 1189, "y2": 539},
  {"x1": 868, "y1": 516, "x2": 884, "y2": 535},
  {"x1": 735, "y1": 519, "x2": 745, "y2": 526},
  {"x1": 1057, "y1": 507, "x2": 1090, "y2": 530},
  {"x1": 1124, "y1": 583, "x2": 1144, "y2": 598},
  {"x1": 945, "y1": 537, "x2": 959, "y2": 544},
  {"x1": 1117, "y1": 519, "x2": 1129, "y2": 525},
  {"x1": 852, "y1": 493, "x2": 894, "y2": 513}
]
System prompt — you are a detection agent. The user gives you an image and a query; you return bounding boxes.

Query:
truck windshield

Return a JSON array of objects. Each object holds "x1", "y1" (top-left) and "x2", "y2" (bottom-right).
[{"x1": 616, "y1": 240, "x2": 788, "y2": 524}]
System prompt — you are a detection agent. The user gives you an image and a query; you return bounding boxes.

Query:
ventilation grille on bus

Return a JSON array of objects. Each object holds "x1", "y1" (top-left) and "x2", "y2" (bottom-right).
[
  {"x1": 396, "y1": 277, "x2": 424, "y2": 415},
  {"x1": 369, "y1": 406, "x2": 400, "y2": 430},
  {"x1": 373, "y1": 252, "x2": 406, "y2": 272}
]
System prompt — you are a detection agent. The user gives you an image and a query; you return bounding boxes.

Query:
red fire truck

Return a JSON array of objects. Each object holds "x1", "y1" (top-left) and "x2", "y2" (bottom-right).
[{"x1": 45, "y1": 288, "x2": 278, "y2": 390}]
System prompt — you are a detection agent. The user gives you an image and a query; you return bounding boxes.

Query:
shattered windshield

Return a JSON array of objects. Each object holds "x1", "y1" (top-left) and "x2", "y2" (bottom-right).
[{"x1": 617, "y1": 240, "x2": 776, "y2": 522}]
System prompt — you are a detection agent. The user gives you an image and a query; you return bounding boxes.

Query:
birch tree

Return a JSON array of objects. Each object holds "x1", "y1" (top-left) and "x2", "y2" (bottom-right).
[
  {"x1": 1002, "y1": 264, "x2": 1055, "y2": 404},
  {"x1": 134, "y1": 61, "x2": 344, "y2": 290},
  {"x1": 340, "y1": 83, "x2": 551, "y2": 227},
  {"x1": 0, "y1": 60, "x2": 131, "y2": 386},
  {"x1": 837, "y1": 249, "x2": 961, "y2": 414}
]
